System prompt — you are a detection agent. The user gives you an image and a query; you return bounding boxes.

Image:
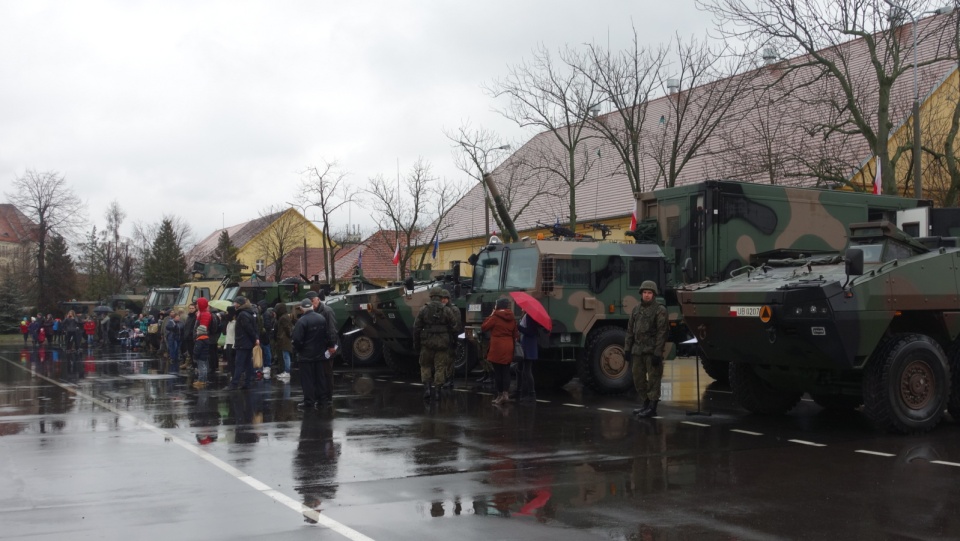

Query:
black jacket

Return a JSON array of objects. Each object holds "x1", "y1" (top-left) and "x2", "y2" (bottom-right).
[
  {"x1": 292, "y1": 310, "x2": 329, "y2": 362},
  {"x1": 234, "y1": 302, "x2": 259, "y2": 350}
]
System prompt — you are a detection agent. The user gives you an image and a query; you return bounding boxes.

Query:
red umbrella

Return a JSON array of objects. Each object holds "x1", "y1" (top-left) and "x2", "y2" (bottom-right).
[{"x1": 509, "y1": 291, "x2": 553, "y2": 331}]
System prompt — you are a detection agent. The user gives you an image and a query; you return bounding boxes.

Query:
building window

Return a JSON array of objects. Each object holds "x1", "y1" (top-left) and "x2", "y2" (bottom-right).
[{"x1": 255, "y1": 259, "x2": 264, "y2": 273}]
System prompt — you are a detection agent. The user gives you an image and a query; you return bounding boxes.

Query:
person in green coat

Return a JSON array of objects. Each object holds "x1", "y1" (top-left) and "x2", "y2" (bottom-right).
[{"x1": 274, "y1": 303, "x2": 294, "y2": 380}]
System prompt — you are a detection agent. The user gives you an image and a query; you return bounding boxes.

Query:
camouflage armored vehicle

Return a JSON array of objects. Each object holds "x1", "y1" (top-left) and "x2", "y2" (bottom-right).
[
  {"x1": 342, "y1": 268, "x2": 468, "y2": 371},
  {"x1": 143, "y1": 287, "x2": 179, "y2": 317},
  {"x1": 464, "y1": 237, "x2": 666, "y2": 393},
  {"x1": 678, "y1": 216, "x2": 960, "y2": 434},
  {"x1": 634, "y1": 180, "x2": 931, "y2": 382}
]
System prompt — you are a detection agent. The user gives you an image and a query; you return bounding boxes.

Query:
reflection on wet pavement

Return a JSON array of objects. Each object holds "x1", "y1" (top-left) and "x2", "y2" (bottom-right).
[{"x1": 2, "y1": 345, "x2": 960, "y2": 540}]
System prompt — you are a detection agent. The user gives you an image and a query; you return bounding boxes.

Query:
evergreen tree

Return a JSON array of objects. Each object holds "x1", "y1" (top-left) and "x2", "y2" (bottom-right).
[
  {"x1": 144, "y1": 219, "x2": 187, "y2": 286},
  {"x1": 0, "y1": 268, "x2": 25, "y2": 333},
  {"x1": 79, "y1": 226, "x2": 111, "y2": 300},
  {"x1": 44, "y1": 234, "x2": 78, "y2": 314},
  {"x1": 212, "y1": 230, "x2": 240, "y2": 268}
]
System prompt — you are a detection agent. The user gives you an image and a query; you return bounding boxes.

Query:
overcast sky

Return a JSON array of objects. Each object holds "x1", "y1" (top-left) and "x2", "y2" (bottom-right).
[{"x1": 0, "y1": 1, "x2": 714, "y2": 246}]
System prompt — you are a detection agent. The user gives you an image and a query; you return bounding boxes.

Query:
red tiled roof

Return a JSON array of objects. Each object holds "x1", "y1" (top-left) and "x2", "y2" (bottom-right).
[
  {"x1": 263, "y1": 230, "x2": 413, "y2": 283},
  {"x1": 0, "y1": 204, "x2": 38, "y2": 244},
  {"x1": 186, "y1": 209, "x2": 288, "y2": 264},
  {"x1": 420, "y1": 14, "x2": 958, "y2": 245}
]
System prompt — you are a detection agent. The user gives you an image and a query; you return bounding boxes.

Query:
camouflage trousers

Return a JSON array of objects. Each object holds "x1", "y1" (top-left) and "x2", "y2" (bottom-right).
[
  {"x1": 632, "y1": 353, "x2": 664, "y2": 401},
  {"x1": 420, "y1": 346, "x2": 451, "y2": 385}
]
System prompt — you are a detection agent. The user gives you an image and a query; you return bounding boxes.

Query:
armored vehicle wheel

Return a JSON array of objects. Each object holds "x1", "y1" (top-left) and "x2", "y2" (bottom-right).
[
  {"x1": 344, "y1": 333, "x2": 383, "y2": 367},
  {"x1": 729, "y1": 362, "x2": 802, "y2": 415},
  {"x1": 810, "y1": 393, "x2": 862, "y2": 411},
  {"x1": 453, "y1": 340, "x2": 478, "y2": 376},
  {"x1": 700, "y1": 357, "x2": 730, "y2": 384},
  {"x1": 579, "y1": 327, "x2": 632, "y2": 394},
  {"x1": 946, "y1": 342, "x2": 960, "y2": 422},
  {"x1": 382, "y1": 346, "x2": 419, "y2": 375},
  {"x1": 863, "y1": 334, "x2": 948, "y2": 434}
]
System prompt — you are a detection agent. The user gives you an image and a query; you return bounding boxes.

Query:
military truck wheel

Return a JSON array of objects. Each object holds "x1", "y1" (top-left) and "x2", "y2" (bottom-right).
[
  {"x1": 863, "y1": 334, "x2": 948, "y2": 434},
  {"x1": 700, "y1": 357, "x2": 730, "y2": 384},
  {"x1": 728, "y1": 362, "x2": 802, "y2": 415},
  {"x1": 579, "y1": 327, "x2": 632, "y2": 395},
  {"x1": 453, "y1": 340, "x2": 478, "y2": 376},
  {"x1": 344, "y1": 334, "x2": 383, "y2": 367},
  {"x1": 810, "y1": 393, "x2": 862, "y2": 411}
]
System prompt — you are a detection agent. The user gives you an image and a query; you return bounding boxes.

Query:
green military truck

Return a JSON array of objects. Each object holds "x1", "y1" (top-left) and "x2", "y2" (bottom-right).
[
  {"x1": 678, "y1": 214, "x2": 960, "y2": 434},
  {"x1": 634, "y1": 180, "x2": 931, "y2": 382}
]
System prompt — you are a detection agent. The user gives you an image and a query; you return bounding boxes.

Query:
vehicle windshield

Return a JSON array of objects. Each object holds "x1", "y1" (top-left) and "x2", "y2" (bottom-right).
[
  {"x1": 503, "y1": 247, "x2": 538, "y2": 290},
  {"x1": 218, "y1": 286, "x2": 239, "y2": 302},
  {"x1": 156, "y1": 291, "x2": 177, "y2": 308},
  {"x1": 173, "y1": 286, "x2": 190, "y2": 307},
  {"x1": 474, "y1": 250, "x2": 504, "y2": 291}
]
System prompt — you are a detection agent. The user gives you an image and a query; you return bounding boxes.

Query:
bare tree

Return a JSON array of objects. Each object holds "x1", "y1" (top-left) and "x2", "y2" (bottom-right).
[
  {"x1": 253, "y1": 206, "x2": 305, "y2": 282},
  {"x1": 699, "y1": 0, "x2": 959, "y2": 195},
  {"x1": 645, "y1": 34, "x2": 754, "y2": 189},
  {"x1": 298, "y1": 160, "x2": 358, "y2": 286},
  {"x1": 485, "y1": 44, "x2": 601, "y2": 230},
  {"x1": 366, "y1": 159, "x2": 465, "y2": 280},
  {"x1": 4, "y1": 170, "x2": 86, "y2": 311},
  {"x1": 577, "y1": 29, "x2": 670, "y2": 194}
]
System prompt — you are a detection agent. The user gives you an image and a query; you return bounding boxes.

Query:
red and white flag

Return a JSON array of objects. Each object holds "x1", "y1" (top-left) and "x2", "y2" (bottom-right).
[
  {"x1": 629, "y1": 198, "x2": 638, "y2": 231},
  {"x1": 392, "y1": 240, "x2": 401, "y2": 266},
  {"x1": 873, "y1": 161, "x2": 882, "y2": 195}
]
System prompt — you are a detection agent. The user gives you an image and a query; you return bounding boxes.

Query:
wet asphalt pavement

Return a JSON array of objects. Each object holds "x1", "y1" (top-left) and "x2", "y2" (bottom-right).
[{"x1": 2, "y1": 344, "x2": 960, "y2": 540}]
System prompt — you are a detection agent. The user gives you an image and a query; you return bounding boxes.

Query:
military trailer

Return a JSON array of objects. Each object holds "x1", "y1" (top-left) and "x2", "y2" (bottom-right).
[
  {"x1": 464, "y1": 237, "x2": 667, "y2": 393},
  {"x1": 634, "y1": 180, "x2": 932, "y2": 381},
  {"x1": 678, "y1": 215, "x2": 960, "y2": 434}
]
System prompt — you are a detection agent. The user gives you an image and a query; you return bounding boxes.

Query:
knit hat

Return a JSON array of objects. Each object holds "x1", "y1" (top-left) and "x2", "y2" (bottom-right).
[{"x1": 196, "y1": 324, "x2": 208, "y2": 336}]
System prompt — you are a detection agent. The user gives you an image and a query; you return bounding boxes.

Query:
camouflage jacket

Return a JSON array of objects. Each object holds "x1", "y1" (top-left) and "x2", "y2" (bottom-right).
[
  {"x1": 625, "y1": 300, "x2": 668, "y2": 356},
  {"x1": 414, "y1": 300, "x2": 459, "y2": 349}
]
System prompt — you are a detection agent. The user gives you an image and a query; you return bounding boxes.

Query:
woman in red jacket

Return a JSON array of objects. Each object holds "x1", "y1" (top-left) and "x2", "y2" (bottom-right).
[{"x1": 481, "y1": 297, "x2": 519, "y2": 405}]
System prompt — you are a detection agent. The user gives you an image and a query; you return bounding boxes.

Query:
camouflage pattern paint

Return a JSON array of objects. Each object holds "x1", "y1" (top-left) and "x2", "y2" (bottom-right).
[{"x1": 678, "y1": 219, "x2": 960, "y2": 434}]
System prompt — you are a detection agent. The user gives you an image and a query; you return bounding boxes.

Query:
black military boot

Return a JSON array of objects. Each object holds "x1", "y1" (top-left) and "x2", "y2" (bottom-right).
[
  {"x1": 639, "y1": 400, "x2": 659, "y2": 418},
  {"x1": 633, "y1": 399, "x2": 650, "y2": 416},
  {"x1": 423, "y1": 383, "x2": 433, "y2": 401},
  {"x1": 431, "y1": 383, "x2": 441, "y2": 401}
]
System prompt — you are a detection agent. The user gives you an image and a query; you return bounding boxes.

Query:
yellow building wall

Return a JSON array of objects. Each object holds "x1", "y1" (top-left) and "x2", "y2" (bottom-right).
[
  {"x1": 411, "y1": 216, "x2": 637, "y2": 277},
  {"x1": 850, "y1": 68, "x2": 960, "y2": 204},
  {"x1": 235, "y1": 209, "x2": 335, "y2": 275}
]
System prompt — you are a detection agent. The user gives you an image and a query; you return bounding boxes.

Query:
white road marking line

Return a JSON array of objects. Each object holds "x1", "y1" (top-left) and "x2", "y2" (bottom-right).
[
  {"x1": 410, "y1": 383, "x2": 423, "y2": 386},
  {"x1": 596, "y1": 408, "x2": 621, "y2": 413},
  {"x1": 789, "y1": 439, "x2": 826, "y2": 447},
  {"x1": 0, "y1": 354, "x2": 376, "y2": 541},
  {"x1": 856, "y1": 450, "x2": 896, "y2": 457},
  {"x1": 682, "y1": 421, "x2": 710, "y2": 427},
  {"x1": 391, "y1": 381, "x2": 405, "y2": 384},
  {"x1": 562, "y1": 403, "x2": 585, "y2": 408},
  {"x1": 730, "y1": 429, "x2": 763, "y2": 436},
  {"x1": 931, "y1": 460, "x2": 960, "y2": 468},
  {"x1": 477, "y1": 392, "x2": 493, "y2": 396},
  {"x1": 454, "y1": 388, "x2": 469, "y2": 393},
  {"x1": 536, "y1": 399, "x2": 550, "y2": 403}
]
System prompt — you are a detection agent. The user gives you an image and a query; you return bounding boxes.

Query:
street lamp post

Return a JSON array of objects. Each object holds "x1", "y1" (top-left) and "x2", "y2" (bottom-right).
[{"x1": 482, "y1": 145, "x2": 511, "y2": 237}]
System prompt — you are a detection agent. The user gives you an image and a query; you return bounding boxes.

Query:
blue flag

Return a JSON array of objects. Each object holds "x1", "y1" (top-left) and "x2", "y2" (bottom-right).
[{"x1": 432, "y1": 235, "x2": 439, "y2": 259}]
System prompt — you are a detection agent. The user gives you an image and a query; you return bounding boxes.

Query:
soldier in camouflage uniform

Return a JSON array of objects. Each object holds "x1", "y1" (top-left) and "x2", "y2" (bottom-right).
[
  {"x1": 414, "y1": 287, "x2": 460, "y2": 401},
  {"x1": 624, "y1": 280, "x2": 668, "y2": 418},
  {"x1": 439, "y1": 289, "x2": 462, "y2": 390}
]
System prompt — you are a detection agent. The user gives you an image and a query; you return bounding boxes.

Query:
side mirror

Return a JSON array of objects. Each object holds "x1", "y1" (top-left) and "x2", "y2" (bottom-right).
[
  {"x1": 845, "y1": 248, "x2": 864, "y2": 276},
  {"x1": 467, "y1": 253, "x2": 479, "y2": 266},
  {"x1": 682, "y1": 258, "x2": 695, "y2": 284}
]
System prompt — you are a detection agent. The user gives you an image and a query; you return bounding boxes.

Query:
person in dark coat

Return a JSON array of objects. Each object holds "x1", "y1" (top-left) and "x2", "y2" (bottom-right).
[
  {"x1": 481, "y1": 297, "x2": 519, "y2": 405},
  {"x1": 229, "y1": 296, "x2": 260, "y2": 390},
  {"x1": 274, "y1": 302, "x2": 293, "y2": 380},
  {"x1": 292, "y1": 298, "x2": 331, "y2": 409},
  {"x1": 62, "y1": 311, "x2": 81, "y2": 352},
  {"x1": 517, "y1": 311, "x2": 542, "y2": 403}
]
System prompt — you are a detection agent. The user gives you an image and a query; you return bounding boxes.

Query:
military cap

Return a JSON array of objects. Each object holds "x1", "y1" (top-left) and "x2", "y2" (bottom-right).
[{"x1": 639, "y1": 280, "x2": 659, "y2": 295}]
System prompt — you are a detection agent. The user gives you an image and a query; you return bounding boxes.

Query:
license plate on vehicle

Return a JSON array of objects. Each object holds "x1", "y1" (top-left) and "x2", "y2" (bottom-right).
[
  {"x1": 729, "y1": 306, "x2": 761, "y2": 317},
  {"x1": 468, "y1": 304, "x2": 482, "y2": 312}
]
